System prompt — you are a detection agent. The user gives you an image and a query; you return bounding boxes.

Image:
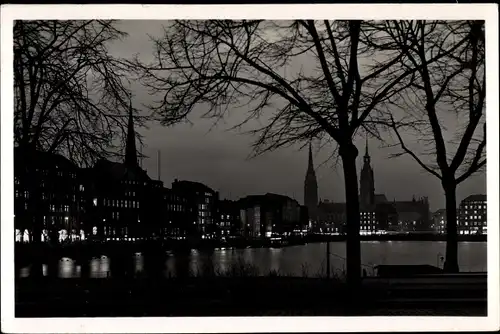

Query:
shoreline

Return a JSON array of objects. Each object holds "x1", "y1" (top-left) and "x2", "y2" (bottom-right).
[{"x1": 14, "y1": 234, "x2": 486, "y2": 265}]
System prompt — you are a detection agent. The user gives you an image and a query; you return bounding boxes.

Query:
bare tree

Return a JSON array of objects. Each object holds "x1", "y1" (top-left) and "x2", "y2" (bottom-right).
[
  {"x1": 132, "y1": 20, "x2": 465, "y2": 287},
  {"x1": 14, "y1": 20, "x2": 141, "y2": 275},
  {"x1": 14, "y1": 20, "x2": 146, "y2": 165},
  {"x1": 366, "y1": 20, "x2": 485, "y2": 273}
]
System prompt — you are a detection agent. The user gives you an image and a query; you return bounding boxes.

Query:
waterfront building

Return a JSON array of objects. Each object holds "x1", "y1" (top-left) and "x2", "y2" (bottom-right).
[
  {"x1": 315, "y1": 138, "x2": 431, "y2": 235},
  {"x1": 360, "y1": 210, "x2": 377, "y2": 235},
  {"x1": 299, "y1": 205, "x2": 310, "y2": 233},
  {"x1": 432, "y1": 209, "x2": 447, "y2": 234},
  {"x1": 217, "y1": 199, "x2": 240, "y2": 237},
  {"x1": 238, "y1": 193, "x2": 302, "y2": 238},
  {"x1": 304, "y1": 142, "x2": 318, "y2": 224},
  {"x1": 317, "y1": 200, "x2": 346, "y2": 234},
  {"x1": 458, "y1": 194, "x2": 487, "y2": 235},
  {"x1": 14, "y1": 147, "x2": 86, "y2": 243},
  {"x1": 390, "y1": 196, "x2": 431, "y2": 232},
  {"x1": 171, "y1": 179, "x2": 219, "y2": 239},
  {"x1": 85, "y1": 103, "x2": 163, "y2": 241},
  {"x1": 161, "y1": 187, "x2": 190, "y2": 239}
]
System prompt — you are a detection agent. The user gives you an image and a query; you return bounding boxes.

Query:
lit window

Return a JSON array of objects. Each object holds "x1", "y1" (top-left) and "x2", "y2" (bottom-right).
[{"x1": 93, "y1": 198, "x2": 98, "y2": 206}]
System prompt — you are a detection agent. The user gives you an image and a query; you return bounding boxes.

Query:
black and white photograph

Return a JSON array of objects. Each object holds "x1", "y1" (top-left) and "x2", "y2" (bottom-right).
[{"x1": 1, "y1": 4, "x2": 499, "y2": 333}]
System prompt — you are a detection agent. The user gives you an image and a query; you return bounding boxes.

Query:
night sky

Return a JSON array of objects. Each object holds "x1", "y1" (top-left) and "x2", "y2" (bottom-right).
[{"x1": 109, "y1": 20, "x2": 486, "y2": 211}]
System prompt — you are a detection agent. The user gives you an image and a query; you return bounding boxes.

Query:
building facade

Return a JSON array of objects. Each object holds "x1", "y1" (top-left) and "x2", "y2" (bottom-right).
[
  {"x1": 238, "y1": 193, "x2": 302, "y2": 238},
  {"x1": 172, "y1": 180, "x2": 219, "y2": 239},
  {"x1": 217, "y1": 199, "x2": 240, "y2": 237},
  {"x1": 458, "y1": 194, "x2": 487, "y2": 235},
  {"x1": 14, "y1": 147, "x2": 86, "y2": 243},
  {"x1": 317, "y1": 201, "x2": 346, "y2": 234},
  {"x1": 161, "y1": 187, "x2": 190, "y2": 239},
  {"x1": 432, "y1": 209, "x2": 447, "y2": 234},
  {"x1": 85, "y1": 106, "x2": 164, "y2": 241}
]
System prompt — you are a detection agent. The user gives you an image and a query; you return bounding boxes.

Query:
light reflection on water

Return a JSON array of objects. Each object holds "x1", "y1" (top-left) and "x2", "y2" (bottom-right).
[{"x1": 18, "y1": 241, "x2": 487, "y2": 278}]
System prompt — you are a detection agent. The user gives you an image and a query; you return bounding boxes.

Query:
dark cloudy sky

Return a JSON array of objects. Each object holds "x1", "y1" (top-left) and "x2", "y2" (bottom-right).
[{"x1": 109, "y1": 20, "x2": 486, "y2": 211}]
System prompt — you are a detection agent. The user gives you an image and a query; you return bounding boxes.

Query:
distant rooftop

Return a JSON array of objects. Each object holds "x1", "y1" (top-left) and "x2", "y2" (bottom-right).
[
  {"x1": 172, "y1": 179, "x2": 216, "y2": 193},
  {"x1": 463, "y1": 194, "x2": 486, "y2": 202}
]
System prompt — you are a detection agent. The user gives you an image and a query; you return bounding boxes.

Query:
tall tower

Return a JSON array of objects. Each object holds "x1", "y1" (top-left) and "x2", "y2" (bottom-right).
[
  {"x1": 125, "y1": 96, "x2": 138, "y2": 168},
  {"x1": 304, "y1": 142, "x2": 319, "y2": 222},
  {"x1": 359, "y1": 137, "x2": 375, "y2": 209}
]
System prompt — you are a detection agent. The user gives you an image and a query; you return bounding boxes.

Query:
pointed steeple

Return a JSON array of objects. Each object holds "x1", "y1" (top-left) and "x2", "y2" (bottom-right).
[
  {"x1": 364, "y1": 136, "x2": 369, "y2": 157},
  {"x1": 307, "y1": 142, "x2": 314, "y2": 173},
  {"x1": 363, "y1": 135, "x2": 371, "y2": 164},
  {"x1": 125, "y1": 94, "x2": 138, "y2": 168},
  {"x1": 304, "y1": 140, "x2": 318, "y2": 222}
]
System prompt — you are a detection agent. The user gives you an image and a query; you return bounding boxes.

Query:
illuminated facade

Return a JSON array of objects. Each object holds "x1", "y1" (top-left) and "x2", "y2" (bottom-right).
[
  {"x1": 432, "y1": 209, "x2": 447, "y2": 234},
  {"x1": 172, "y1": 179, "x2": 219, "y2": 238},
  {"x1": 86, "y1": 105, "x2": 163, "y2": 241},
  {"x1": 217, "y1": 199, "x2": 240, "y2": 237},
  {"x1": 458, "y1": 194, "x2": 487, "y2": 235},
  {"x1": 360, "y1": 211, "x2": 377, "y2": 235},
  {"x1": 238, "y1": 193, "x2": 302, "y2": 238},
  {"x1": 317, "y1": 201, "x2": 346, "y2": 234},
  {"x1": 162, "y1": 187, "x2": 189, "y2": 239},
  {"x1": 14, "y1": 147, "x2": 86, "y2": 243}
]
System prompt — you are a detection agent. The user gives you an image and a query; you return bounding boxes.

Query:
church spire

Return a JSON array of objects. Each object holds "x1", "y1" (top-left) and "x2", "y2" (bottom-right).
[
  {"x1": 363, "y1": 135, "x2": 371, "y2": 164},
  {"x1": 365, "y1": 136, "x2": 369, "y2": 157},
  {"x1": 125, "y1": 94, "x2": 138, "y2": 168},
  {"x1": 304, "y1": 140, "x2": 318, "y2": 222},
  {"x1": 308, "y1": 141, "x2": 314, "y2": 172}
]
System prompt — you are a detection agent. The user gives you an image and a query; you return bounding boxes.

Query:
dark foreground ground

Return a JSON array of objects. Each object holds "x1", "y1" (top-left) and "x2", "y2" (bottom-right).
[{"x1": 16, "y1": 274, "x2": 487, "y2": 317}]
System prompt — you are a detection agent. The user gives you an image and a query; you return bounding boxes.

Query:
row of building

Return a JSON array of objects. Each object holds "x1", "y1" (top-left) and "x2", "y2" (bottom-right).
[
  {"x1": 14, "y1": 107, "x2": 308, "y2": 243},
  {"x1": 432, "y1": 194, "x2": 487, "y2": 236},
  {"x1": 303, "y1": 138, "x2": 487, "y2": 236},
  {"x1": 14, "y1": 101, "x2": 487, "y2": 243}
]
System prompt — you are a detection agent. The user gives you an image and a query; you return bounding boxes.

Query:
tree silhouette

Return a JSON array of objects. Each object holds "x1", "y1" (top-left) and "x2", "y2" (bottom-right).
[
  {"x1": 14, "y1": 20, "x2": 145, "y2": 165},
  {"x1": 132, "y1": 20, "x2": 463, "y2": 287},
  {"x1": 367, "y1": 20, "x2": 485, "y2": 272}
]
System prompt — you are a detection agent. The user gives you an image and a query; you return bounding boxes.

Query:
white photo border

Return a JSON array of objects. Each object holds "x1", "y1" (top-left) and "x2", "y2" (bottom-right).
[{"x1": 1, "y1": 4, "x2": 499, "y2": 333}]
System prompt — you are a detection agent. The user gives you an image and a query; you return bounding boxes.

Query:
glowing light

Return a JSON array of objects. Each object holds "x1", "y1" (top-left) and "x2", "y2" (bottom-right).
[{"x1": 23, "y1": 230, "x2": 30, "y2": 243}]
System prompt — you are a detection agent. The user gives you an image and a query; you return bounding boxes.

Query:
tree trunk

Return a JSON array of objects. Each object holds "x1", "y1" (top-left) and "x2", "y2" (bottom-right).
[
  {"x1": 443, "y1": 183, "x2": 460, "y2": 273},
  {"x1": 339, "y1": 143, "x2": 362, "y2": 289}
]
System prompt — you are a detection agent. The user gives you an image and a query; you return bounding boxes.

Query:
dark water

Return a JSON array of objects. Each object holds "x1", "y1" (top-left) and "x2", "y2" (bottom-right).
[{"x1": 19, "y1": 241, "x2": 487, "y2": 278}]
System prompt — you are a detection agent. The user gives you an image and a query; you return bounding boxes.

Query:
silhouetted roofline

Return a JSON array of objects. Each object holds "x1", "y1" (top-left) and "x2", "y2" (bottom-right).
[{"x1": 463, "y1": 194, "x2": 486, "y2": 202}]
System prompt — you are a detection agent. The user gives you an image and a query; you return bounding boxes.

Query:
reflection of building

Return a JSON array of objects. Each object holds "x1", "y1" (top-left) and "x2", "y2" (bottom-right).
[
  {"x1": 432, "y1": 209, "x2": 447, "y2": 234},
  {"x1": 304, "y1": 143, "x2": 318, "y2": 223},
  {"x1": 14, "y1": 147, "x2": 85, "y2": 243},
  {"x1": 172, "y1": 180, "x2": 219, "y2": 238},
  {"x1": 458, "y1": 194, "x2": 487, "y2": 235},
  {"x1": 238, "y1": 193, "x2": 302, "y2": 238}
]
